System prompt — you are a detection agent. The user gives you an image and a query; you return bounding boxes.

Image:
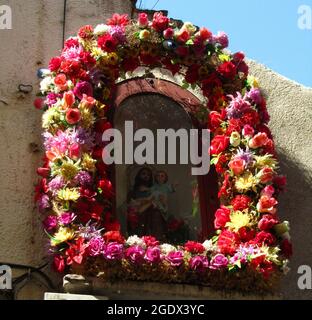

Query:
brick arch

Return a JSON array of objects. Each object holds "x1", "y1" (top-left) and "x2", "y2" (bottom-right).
[{"x1": 112, "y1": 77, "x2": 219, "y2": 239}]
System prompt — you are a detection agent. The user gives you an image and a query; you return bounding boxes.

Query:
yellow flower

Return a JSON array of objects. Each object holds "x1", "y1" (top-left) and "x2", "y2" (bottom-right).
[
  {"x1": 226, "y1": 210, "x2": 252, "y2": 232},
  {"x1": 247, "y1": 75, "x2": 259, "y2": 88},
  {"x1": 254, "y1": 154, "x2": 278, "y2": 170},
  {"x1": 60, "y1": 161, "x2": 79, "y2": 181},
  {"x1": 235, "y1": 172, "x2": 258, "y2": 193},
  {"x1": 42, "y1": 106, "x2": 61, "y2": 129},
  {"x1": 51, "y1": 227, "x2": 75, "y2": 246},
  {"x1": 79, "y1": 105, "x2": 95, "y2": 128},
  {"x1": 81, "y1": 153, "x2": 96, "y2": 172},
  {"x1": 57, "y1": 188, "x2": 80, "y2": 201},
  {"x1": 107, "y1": 52, "x2": 119, "y2": 65}
]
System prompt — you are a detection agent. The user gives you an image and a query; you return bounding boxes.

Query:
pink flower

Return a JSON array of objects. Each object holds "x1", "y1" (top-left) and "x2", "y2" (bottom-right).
[
  {"x1": 242, "y1": 124, "x2": 255, "y2": 137},
  {"x1": 213, "y1": 31, "x2": 229, "y2": 48},
  {"x1": 210, "y1": 254, "x2": 229, "y2": 269},
  {"x1": 258, "y1": 214, "x2": 278, "y2": 231},
  {"x1": 69, "y1": 143, "x2": 81, "y2": 159},
  {"x1": 81, "y1": 94, "x2": 96, "y2": 108},
  {"x1": 145, "y1": 247, "x2": 162, "y2": 264},
  {"x1": 249, "y1": 132, "x2": 269, "y2": 149},
  {"x1": 257, "y1": 195, "x2": 278, "y2": 214},
  {"x1": 258, "y1": 167, "x2": 275, "y2": 184},
  {"x1": 214, "y1": 206, "x2": 231, "y2": 229},
  {"x1": 125, "y1": 245, "x2": 145, "y2": 264},
  {"x1": 53, "y1": 255, "x2": 65, "y2": 273},
  {"x1": 165, "y1": 251, "x2": 184, "y2": 267},
  {"x1": 229, "y1": 158, "x2": 246, "y2": 175},
  {"x1": 261, "y1": 185, "x2": 275, "y2": 197},
  {"x1": 43, "y1": 215, "x2": 58, "y2": 231},
  {"x1": 189, "y1": 256, "x2": 209, "y2": 272},
  {"x1": 138, "y1": 13, "x2": 149, "y2": 27},
  {"x1": 73, "y1": 81, "x2": 93, "y2": 100},
  {"x1": 152, "y1": 12, "x2": 169, "y2": 33},
  {"x1": 103, "y1": 242, "x2": 123, "y2": 260},
  {"x1": 163, "y1": 28, "x2": 174, "y2": 39},
  {"x1": 59, "y1": 212, "x2": 75, "y2": 225},
  {"x1": 87, "y1": 236, "x2": 105, "y2": 257}
]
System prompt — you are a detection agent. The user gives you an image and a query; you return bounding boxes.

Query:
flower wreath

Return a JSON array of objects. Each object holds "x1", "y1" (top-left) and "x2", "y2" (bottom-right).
[{"x1": 35, "y1": 12, "x2": 292, "y2": 293}]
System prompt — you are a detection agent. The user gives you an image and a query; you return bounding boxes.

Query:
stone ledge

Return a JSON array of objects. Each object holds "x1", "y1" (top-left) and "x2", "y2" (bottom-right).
[
  {"x1": 44, "y1": 292, "x2": 108, "y2": 300},
  {"x1": 63, "y1": 274, "x2": 282, "y2": 300}
]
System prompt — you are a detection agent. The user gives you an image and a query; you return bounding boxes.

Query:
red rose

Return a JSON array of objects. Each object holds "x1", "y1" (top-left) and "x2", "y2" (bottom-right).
[
  {"x1": 214, "y1": 206, "x2": 231, "y2": 229},
  {"x1": 226, "y1": 118, "x2": 243, "y2": 135},
  {"x1": 152, "y1": 12, "x2": 169, "y2": 32},
  {"x1": 217, "y1": 230, "x2": 238, "y2": 255},
  {"x1": 103, "y1": 230, "x2": 125, "y2": 244},
  {"x1": 98, "y1": 179, "x2": 113, "y2": 198},
  {"x1": 215, "y1": 154, "x2": 228, "y2": 174},
  {"x1": 238, "y1": 227, "x2": 255, "y2": 242},
  {"x1": 208, "y1": 111, "x2": 225, "y2": 131},
  {"x1": 281, "y1": 239, "x2": 293, "y2": 258},
  {"x1": 258, "y1": 214, "x2": 278, "y2": 231},
  {"x1": 142, "y1": 236, "x2": 159, "y2": 247},
  {"x1": 49, "y1": 56, "x2": 62, "y2": 72},
  {"x1": 53, "y1": 255, "x2": 65, "y2": 273},
  {"x1": 231, "y1": 195, "x2": 252, "y2": 211},
  {"x1": 210, "y1": 135, "x2": 230, "y2": 155},
  {"x1": 254, "y1": 231, "x2": 276, "y2": 246},
  {"x1": 217, "y1": 61, "x2": 237, "y2": 79},
  {"x1": 98, "y1": 34, "x2": 118, "y2": 52},
  {"x1": 66, "y1": 108, "x2": 81, "y2": 124},
  {"x1": 184, "y1": 241, "x2": 205, "y2": 254}
]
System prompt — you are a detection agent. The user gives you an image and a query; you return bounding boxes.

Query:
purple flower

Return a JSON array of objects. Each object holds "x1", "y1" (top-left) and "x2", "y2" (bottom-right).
[
  {"x1": 209, "y1": 254, "x2": 229, "y2": 270},
  {"x1": 165, "y1": 251, "x2": 184, "y2": 267},
  {"x1": 103, "y1": 242, "x2": 123, "y2": 260},
  {"x1": 43, "y1": 215, "x2": 58, "y2": 231},
  {"x1": 213, "y1": 31, "x2": 229, "y2": 48},
  {"x1": 145, "y1": 247, "x2": 162, "y2": 264},
  {"x1": 234, "y1": 148, "x2": 254, "y2": 166},
  {"x1": 74, "y1": 127, "x2": 95, "y2": 149},
  {"x1": 59, "y1": 212, "x2": 76, "y2": 225},
  {"x1": 73, "y1": 81, "x2": 93, "y2": 100},
  {"x1": 45, "y1": 93, "x2": 61, "y2": 106},
  {"x1": 189, "y1": 255, "x2": 209, "y2": 272},
  {"x1": 74, "y1": 171, "x2": 92, "y2": 186},
  {"x1": 226, "y1": 92, "x2": 251, "y2": 119},
  {"x1": 125, "y1": 245, "x2": 145, "y2": 264},
  {"x1": 246, "y1": 88, "x2": 263, "y2": 105},
  {"x1": 48, "y1": 176, "x2": 65, "y2": 195},
  {"x1": 109, "y1": 26, "x2": 126, "y2": 43},
  {"x1": 37, "y1": 194, "x2": 50, "y2": 213},
  {"x1": 88, "y1": 236, "x2": 105, "y2": 257}
]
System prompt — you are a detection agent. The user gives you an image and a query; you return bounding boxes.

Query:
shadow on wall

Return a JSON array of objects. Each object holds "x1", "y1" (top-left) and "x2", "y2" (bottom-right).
[{"x1": 276, "y1": 149, "x2": 312, "y2": 300}]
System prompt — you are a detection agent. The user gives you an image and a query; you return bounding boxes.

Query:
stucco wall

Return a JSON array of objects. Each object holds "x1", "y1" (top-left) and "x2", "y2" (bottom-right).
[{"x1": 0, "y1": 0, "x2": 311, "y2": 299}]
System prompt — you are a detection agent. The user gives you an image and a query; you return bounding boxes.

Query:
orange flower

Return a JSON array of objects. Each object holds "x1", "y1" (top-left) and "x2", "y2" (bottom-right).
[
  {"x1": 249, "y1": 132, "x2": 269, "y2": 149},
  {"x1": 54, "y1": 73, "x2": 68, "y2": 91},
  {"x1": 229, "y1": 158, "x2": 245, "y2": 175}
]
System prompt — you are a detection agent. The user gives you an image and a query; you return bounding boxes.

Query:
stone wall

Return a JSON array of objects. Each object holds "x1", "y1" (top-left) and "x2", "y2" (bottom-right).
[{"x1": 0, "y1": 0, "x2": 311, "y2": 299}]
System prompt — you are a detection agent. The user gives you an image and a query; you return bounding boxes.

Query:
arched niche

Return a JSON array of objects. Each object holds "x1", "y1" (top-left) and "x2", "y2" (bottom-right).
[{"x1": 112, "y1": 78, "x2": 219, "y2": 241}]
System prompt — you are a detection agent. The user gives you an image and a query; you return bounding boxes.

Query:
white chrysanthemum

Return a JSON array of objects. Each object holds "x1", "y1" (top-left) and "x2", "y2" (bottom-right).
[
  {"x1": 40, "y1": 76, "x2": 53, "y2": 93},
  {"x1": 160, "y1": 243, "x2": 176, "y2": 254},
  {"x1": 126, "y1": 235, "x2": 145, "y2": 247},
  {"x1": 94, "y1": 24, "x2": 110, "y2": 35},
  {"x1": 202, "y1": 240, "x2": 215, "y2": 252}
]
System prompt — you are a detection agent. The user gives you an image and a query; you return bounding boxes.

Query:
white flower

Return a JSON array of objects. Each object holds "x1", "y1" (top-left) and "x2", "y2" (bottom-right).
[
  {"x1": 202, "y1": 240, "x2": 216, "y2": 252},
  {"x1": 160, "y1": 243, "x2": 176, "y2": 254},
  {"x1": 94, "y1": 24, "x2": 110, "y2": 35},
  {"x1": 40, "y1": 76, "x2": 53, "y2": 93},
  {"x1": 126, "y1": 235, "x2": 145, "y2": 247}
]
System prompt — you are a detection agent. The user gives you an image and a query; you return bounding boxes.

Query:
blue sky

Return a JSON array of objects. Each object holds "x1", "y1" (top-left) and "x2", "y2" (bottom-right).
[{"x1": 139, "y1": 0, "x2": 312, "y2": 87}]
